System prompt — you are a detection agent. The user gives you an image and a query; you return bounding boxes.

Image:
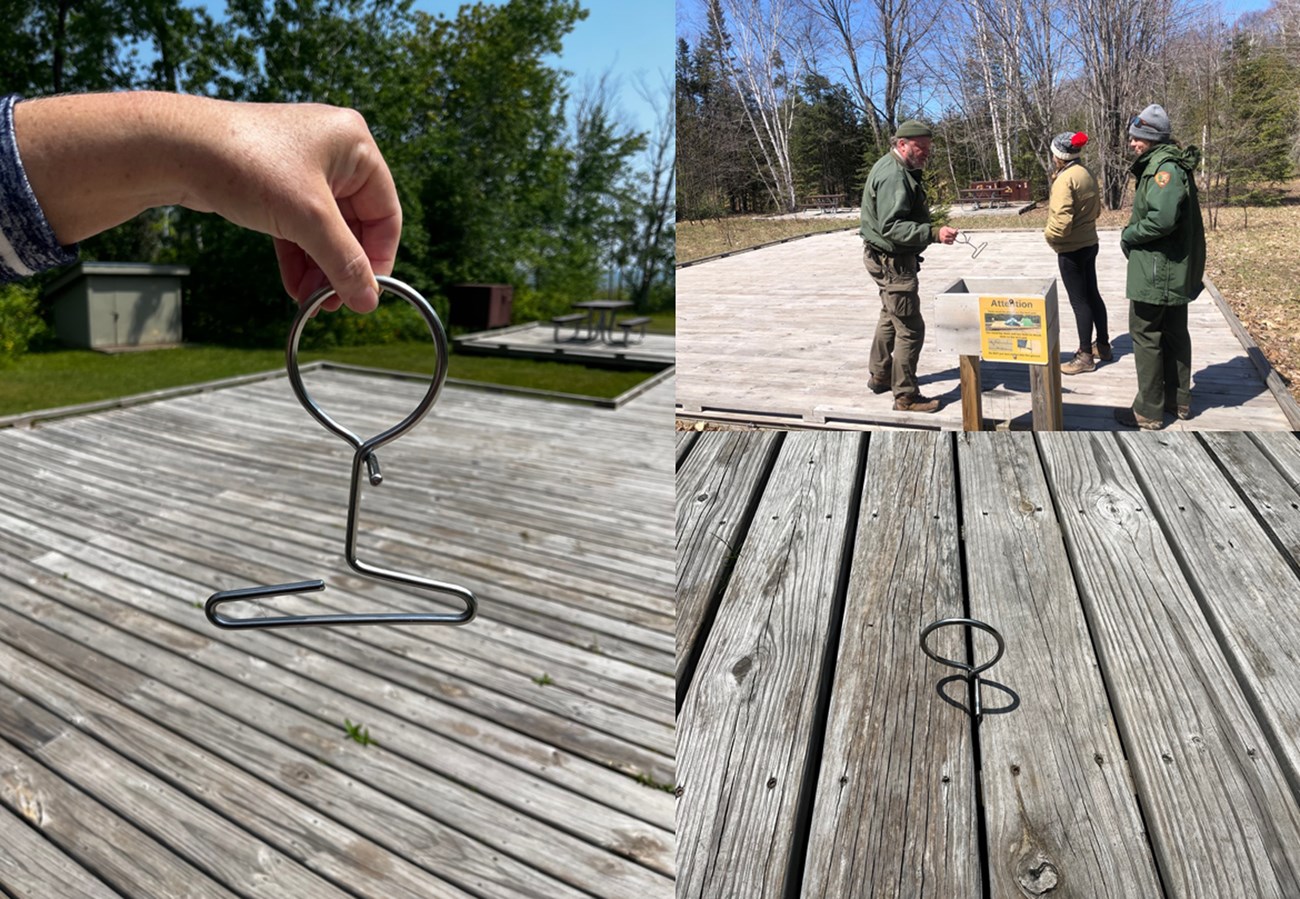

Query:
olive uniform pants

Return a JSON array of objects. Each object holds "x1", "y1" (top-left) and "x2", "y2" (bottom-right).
[
  {"x1": 1129, "y1": 300, "x2": 1191, "y2": 419},
  {"x1": 864, "y1": 246, "x2": 924, "y2": 398}
]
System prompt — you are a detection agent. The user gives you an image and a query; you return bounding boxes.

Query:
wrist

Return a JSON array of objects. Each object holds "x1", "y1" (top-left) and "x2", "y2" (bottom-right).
[{"x1": 14, "y1": 92, "x2": 221, "y2": 242}]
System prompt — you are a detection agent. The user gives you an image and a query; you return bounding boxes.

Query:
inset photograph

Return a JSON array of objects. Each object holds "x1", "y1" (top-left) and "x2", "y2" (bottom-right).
[{"x1": 675, "y1": 2, "x2": 1300, "y2": 432}]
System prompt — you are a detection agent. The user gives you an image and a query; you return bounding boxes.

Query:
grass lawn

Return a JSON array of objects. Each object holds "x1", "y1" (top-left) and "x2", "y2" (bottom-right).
[
  {"x1": 0, "y1": 341, "x2": 663, "y2": 417},
  {"x1": 676, "y1": 216, "x2": 853, "y2": 264}
]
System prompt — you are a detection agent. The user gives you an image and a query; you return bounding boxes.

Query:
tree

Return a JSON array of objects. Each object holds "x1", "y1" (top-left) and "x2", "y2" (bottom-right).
[
  {"x1": 1225, "y1": 33, "x2": 1297, "y2": 191},
  {"x1": 406, "y1": 0, "x2": 592, "y2": 322},
  {"x1": 546, "y1": 77, "x2": 646, "y2": 306},
  {"x1": 623, "y1": 75, "x2": 676, "y2": 312},
  {"x1": 175, "y1": 0, "x2": 424, "y2": 343},
  {"x1": 708, "y1": 0, "x2": 802, "y2": 212},
  {"x1": 799, "y1": 0, "x2": 939, "y2": 147},
  {"x1": 1060, "y1": 0, "x2": 1178, "y2": 208},
  {"x1": 676, "y1": 30, "x2": 759, "y2": 217},
  {"x1": 789, "y1": 73, "x2": 864, "y2": 197}
]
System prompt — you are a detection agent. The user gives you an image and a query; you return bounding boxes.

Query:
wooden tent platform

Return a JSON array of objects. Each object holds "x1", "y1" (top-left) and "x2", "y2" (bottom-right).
[
  {"x1": 677, "y1": 429, "x2": 1300, "y2": 898},
  {"x1": 0, "y1": 369, "x2": 675, "y2": 898},
  {"x1": 676, "y1": 229, "x2": 1298, "y2": 430},
  {"x1": 456, "y1": 322, "x2": 676, "y2": 369}
]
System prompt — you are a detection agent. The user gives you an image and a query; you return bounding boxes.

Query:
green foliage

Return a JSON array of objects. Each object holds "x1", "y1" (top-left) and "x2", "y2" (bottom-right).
[
  {"x1": 179, "y1": 215, "x2": 292, "y2": 347},
  {"x1": 0, "y1": 284, "x2": 46, "y2": 364},
  {"x1": 343, "y1": 718, "x2": 376, "y2": 746},
  {"x1": 677, "y1": 27, "x2": 769, "y2": 218},
  {"x1": 634, "y1": 771, "x2": 675, "y2": 793},
  {"x1": 296, "y1": 299, "x2": 430, "y2": 350},
  {"x1": 532, "y1": 673, "x2": 555, "y2": 686},
  {"x1": 790, "y1": 74, "x2": 865, "y2": 199},
  {"x1": 1225, "y1": 36, "x2": 1296, "y2": 185},
  {"x1": 409, "y1": 1, "x2": 591, "y2": 305},
  {"x1": 2, "y1": 0, "x2": 663, "y2": 352}
]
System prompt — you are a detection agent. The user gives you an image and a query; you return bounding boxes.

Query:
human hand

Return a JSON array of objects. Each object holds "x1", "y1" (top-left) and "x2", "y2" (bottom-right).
[
  {"x1": 16, "y1": 92, "x2": 400, "y2": 314},
  {"x1": 939, "y1": 226, "x2": 959, "y2": 245},
  {"x1": 184, "y1": 101, "x2": 399, "y2": 314}
]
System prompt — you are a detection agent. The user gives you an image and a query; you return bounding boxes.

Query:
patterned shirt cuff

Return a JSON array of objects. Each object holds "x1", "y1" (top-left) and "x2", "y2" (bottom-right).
[{"x1": 0, "y1": 94, "x2": 78, "y2": 282}]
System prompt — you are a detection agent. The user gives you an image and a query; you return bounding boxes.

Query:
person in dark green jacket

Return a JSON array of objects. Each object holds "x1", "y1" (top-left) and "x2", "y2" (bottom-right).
[
  {"x1": 1115, "y1": 103, "x2": 1206, "y2": 430},
  {"x1": 860, "y1": 119, "x2": 958, "y2": 413}
]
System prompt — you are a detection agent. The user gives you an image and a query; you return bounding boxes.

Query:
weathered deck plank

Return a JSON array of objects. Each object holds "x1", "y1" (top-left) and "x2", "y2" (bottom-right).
[
  {"x1": 677, "y1": 433, "x2": 860, "y2": 898},
  {"x1": 0, "y1": 372, "x2": 675, "y2": 898},
  {"x1": 0, "y1": 803, "x2": 123, "y2": 899},
  {"x1": 803, "y1": 432, "x2": 976, "y2": 898},
  {"x1": 958, "y1": 433, "x2": 1162, "y2": 897},
  {"x1": 1118, "y1": 434, "x2": 1300, "y2": 814},
  {"x1": 679, "y1": 431, "x2": 1300, "y2": 899},
  {"x1": 455, "y1": 321, "x2": 676, "y2": 368},
  {"x1": 1039, "y1": 433, "x2": 1300, "y2": 898},
  {"x1": 676, "y1": 229, "x2": 1294, "y2": 430},
  {"x1": 675, "y1": 430, "x2": 782, "y2": 687}
]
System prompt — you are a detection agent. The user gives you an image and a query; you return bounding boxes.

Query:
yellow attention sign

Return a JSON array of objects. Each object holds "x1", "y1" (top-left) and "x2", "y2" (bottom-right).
[{"x1": 979, "y1": 295, "x2": 1048, "y2": 363}]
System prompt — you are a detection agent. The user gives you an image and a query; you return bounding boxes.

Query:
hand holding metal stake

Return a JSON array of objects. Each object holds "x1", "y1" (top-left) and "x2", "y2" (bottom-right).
[
  {"x1": 955, "y1": 232, "x2": 988, "y2": 259},
  {"x1": 205, "y1": 276, "x2": 478, "y2": 629}
]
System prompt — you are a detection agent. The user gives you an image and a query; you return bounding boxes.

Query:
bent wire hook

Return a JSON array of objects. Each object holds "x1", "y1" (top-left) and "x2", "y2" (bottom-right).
[
  {"x1": 205, "y1": 276, "x2": 478, "y2": 630},
  {"x1": 955, "y1": 232, "x2": 988, "y2": 259}
]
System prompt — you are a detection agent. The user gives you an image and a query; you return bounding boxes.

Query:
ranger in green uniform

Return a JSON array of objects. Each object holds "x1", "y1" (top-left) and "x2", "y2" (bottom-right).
[
  {"x1": 860, "y1": 120, "x2": 958, "y2": 413},
  {"x1": 1115, "y1": 104, "x2": 1206, "y2": 430}
]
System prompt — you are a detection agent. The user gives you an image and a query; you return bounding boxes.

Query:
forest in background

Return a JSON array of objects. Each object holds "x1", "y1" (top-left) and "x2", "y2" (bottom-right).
[
  {"x1": 677, "y1": 0, "x2": 1300, "y2": 218},
  {"x1": 0, "y1": 0, "x2": 674, "y2": 354}
]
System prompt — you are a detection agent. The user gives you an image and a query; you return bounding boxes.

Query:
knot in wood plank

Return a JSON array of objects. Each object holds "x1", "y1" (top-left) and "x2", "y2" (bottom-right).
[{"x1": 1017, "y1": 856, "x2": 1060, "y2": 895}]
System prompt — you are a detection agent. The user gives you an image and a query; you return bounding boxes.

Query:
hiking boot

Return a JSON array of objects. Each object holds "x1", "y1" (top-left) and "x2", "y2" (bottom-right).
[
  {"x1": 868, "y1": 376, "x2": 890, "y2": 395},
  {"x1": 1114, "y1": 406, "x2": 1163, "y2": 430},
  {"x1": 1165, "y1": 401, "x2": 1191, "y2": 420},
  {"x1": 1093, "y1": 341, "x2": 1113, "y2": 362},
  {"x1": 1060, "y1": 351, "x2": 1095, "y2": 375},
  {"x1": 895, "y1": 393, "x2": 941, "y2": 413}
]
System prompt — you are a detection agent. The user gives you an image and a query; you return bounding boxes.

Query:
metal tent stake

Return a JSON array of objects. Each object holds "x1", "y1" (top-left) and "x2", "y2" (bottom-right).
[
  {"x1": 205, "y1": 276, "x2": 477, "y2": 630},
  {"x1": 919, "y1": 617, "x2": 1017, "y2": 720}
]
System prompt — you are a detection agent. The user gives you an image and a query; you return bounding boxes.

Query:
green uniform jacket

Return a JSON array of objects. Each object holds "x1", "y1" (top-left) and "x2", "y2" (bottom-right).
[
  {"x1": 1043, "y1": 161, "x2": 1099, "y2": 254},
  {"x1": 859, "y1": 150, "x2": 937, "y2": 255},
  {"x1": 1121, "y1": 143, "x2": 1206, "y2": 305}
]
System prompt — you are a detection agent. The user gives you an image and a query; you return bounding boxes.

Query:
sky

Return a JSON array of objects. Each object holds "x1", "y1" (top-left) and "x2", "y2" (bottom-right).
[
  {"x1": 412, "y1": 1, "x2": 674, "y2": 137},
  {"x1": 678, "y1": 0, "x2": 1279, "y2": 42}
]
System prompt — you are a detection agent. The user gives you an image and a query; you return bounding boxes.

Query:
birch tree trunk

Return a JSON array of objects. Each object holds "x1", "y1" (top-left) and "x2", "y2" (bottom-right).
[{"x1": 711, "y1": 0, "x2": 802, "y2": 212}]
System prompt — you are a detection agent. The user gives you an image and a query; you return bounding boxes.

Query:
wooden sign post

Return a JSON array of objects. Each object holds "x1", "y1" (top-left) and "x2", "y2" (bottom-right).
[{"x1": 932, "y1": 277, "x2": 1062, "y2": 431}]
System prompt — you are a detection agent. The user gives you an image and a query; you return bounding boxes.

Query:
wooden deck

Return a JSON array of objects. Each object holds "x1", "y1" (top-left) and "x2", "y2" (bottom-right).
[
  {"x1": 0, "y1": 369, "x2": 675, "y2": 898},
  {"x1": 677, "y1": 429, "x2": 1300, "y2": 898},
  {"x1": 456, "y1": 322, "x2": 676, "y2": 369},
  {"x1": 676, "y1": 229, "x2": 1298, "y2": 430}
]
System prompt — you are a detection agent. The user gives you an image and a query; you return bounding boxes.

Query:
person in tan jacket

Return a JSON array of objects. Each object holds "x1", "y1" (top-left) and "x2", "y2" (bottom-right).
[{"x1": 1044, "y1": 131, "x2": 1109, "y2": 375}]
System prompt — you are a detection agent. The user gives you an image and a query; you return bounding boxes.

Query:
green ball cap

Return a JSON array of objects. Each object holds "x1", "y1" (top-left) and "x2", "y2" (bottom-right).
[{"x1": 895, "y1": 119, "x2": 933, "y2": 139}]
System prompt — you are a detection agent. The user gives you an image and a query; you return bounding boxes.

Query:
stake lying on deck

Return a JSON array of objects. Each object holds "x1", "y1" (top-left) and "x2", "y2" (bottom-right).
[
  {"x1": 920, "y1": 617, "x2": 1017, "y2": 720},
  {"x1": 205, "y1": 276, "x2": 478, "y2": 630}
]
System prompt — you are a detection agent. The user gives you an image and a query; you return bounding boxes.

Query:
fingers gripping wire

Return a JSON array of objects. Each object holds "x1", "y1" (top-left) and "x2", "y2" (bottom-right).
[{"x1": 205, "y1": 276, "x2": 477, "y2": 630}]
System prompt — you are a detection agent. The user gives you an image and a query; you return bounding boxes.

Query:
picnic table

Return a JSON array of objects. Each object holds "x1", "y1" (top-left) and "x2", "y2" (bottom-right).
[
  {"x1": 801, "y1": 193, "x2": 847, "y2": 213},
  {"x1": 958, "y1": 186, "x2": 1009, "y2": 210},
  {"x1": 572, "y1": 299, "x2": 633, "y2": 344},
  {"x1": 677, "y1": 429, "x2": 1300, "y2": 898}
]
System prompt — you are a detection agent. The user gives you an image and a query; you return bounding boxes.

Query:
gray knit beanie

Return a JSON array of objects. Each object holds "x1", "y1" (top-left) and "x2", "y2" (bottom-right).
[
  {"x1": 1051, "y1": 131, "x2": 1088, "y2": 160},
  {"x1": 1128, "y1": 104, "x2": 1171, "y2": 141}
]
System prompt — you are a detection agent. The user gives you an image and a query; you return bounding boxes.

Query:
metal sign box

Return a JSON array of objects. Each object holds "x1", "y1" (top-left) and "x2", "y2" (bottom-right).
[{"x1": 932, "y1": 276, "x2": 1058, "y2": 363}]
